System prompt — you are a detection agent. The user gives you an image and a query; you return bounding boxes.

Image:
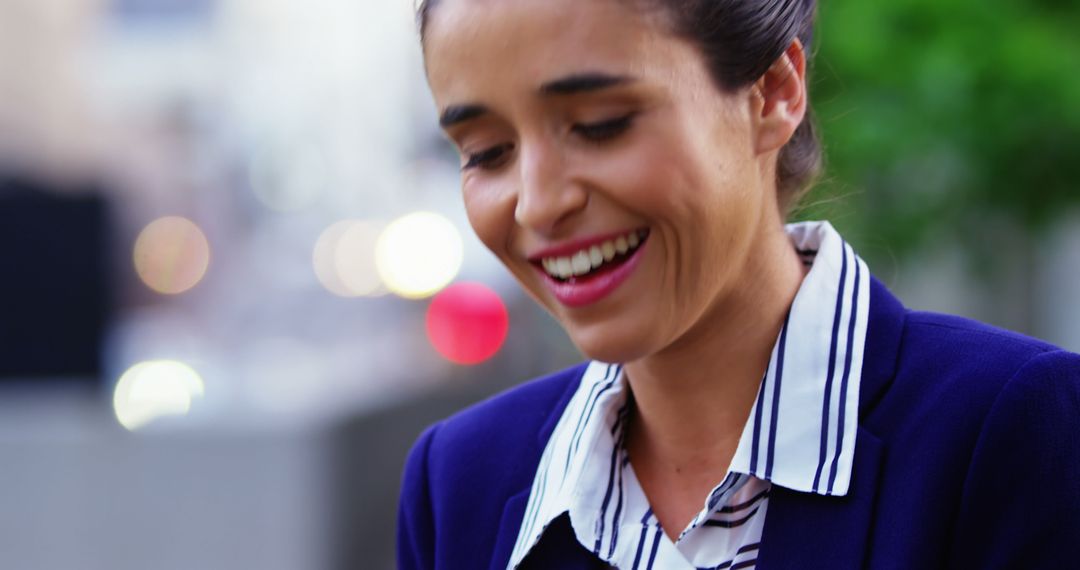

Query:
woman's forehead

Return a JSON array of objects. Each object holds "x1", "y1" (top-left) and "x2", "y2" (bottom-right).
[{"x1": 422, "y1": 0, "x2": 690, "y2": 107}]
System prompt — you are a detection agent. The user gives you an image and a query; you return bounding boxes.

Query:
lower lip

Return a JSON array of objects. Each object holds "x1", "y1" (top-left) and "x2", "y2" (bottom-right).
[{"x1": 537, "y1": 240, "x2": 648, "y2": 308}]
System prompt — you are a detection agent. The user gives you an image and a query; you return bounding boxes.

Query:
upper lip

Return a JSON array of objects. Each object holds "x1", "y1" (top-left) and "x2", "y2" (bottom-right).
[{"x1": 525, "y1": 227, "x2": 647, "y2": 262}]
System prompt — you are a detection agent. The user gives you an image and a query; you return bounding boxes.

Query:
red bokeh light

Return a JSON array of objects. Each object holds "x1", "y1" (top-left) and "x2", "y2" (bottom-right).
[{"x1": 425, "y1": 282, "x2": 509, "y2": 365}]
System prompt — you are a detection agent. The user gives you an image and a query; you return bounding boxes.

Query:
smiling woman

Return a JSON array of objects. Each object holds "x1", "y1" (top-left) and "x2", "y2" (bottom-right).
[
  {"x1": 424, "y1": 0, "x2": 806, "y2": 369},
  {"x1": 398, "y1": 1, "x2": 1080, "y2": 569}
]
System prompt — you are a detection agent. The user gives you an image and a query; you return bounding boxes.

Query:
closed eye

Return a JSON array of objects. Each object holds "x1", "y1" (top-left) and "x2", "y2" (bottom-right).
[
  {"x1": 573, "y1": 113, "x2": 637, "y2": 142},
  {"x1": 462, "y1": 142, "x2": 514, "y2": 171},
  {"x1": 460, "y1": 112, "x2": 636, "y2": 170}
]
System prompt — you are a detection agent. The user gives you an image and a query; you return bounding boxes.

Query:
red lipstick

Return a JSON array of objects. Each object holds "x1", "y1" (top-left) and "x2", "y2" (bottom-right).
[{"x1": 530, "y1": 229, "x2": 649, "y2": 308}]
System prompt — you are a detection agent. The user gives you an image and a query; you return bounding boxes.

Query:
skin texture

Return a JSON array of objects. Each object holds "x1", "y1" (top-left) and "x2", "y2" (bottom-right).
[{"x1": 424, "y1": 0, "x2": 809, "y2": 537}]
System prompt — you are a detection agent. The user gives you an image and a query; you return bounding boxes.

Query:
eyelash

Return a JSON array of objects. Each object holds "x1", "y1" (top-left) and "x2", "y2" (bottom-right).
[
  {"x1": 462, "y1": 113, "x2": 637, "y2": 171},
  {"x1": 463, "y1": 143, "x2": 514, "y2": 171},
  {"x1": 572, "y1": 113, "x2": 637, "y2": 142}
]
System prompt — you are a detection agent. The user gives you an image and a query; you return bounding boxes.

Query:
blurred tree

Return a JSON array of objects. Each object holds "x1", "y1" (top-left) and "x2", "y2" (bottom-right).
[{"x1": 799, "y1": 0, "x2": 1080, "y2": 274}]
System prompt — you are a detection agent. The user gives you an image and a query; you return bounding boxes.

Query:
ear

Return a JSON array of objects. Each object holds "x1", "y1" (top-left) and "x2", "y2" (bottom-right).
[{"x1": 751, "y1": 39, "x2": 807, "y2": 156}]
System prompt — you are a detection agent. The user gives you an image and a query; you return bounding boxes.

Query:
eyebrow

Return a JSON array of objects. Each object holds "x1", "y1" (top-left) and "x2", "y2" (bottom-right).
[
  {"x1": 439, "y1": 72, "x2": 636, "y2": 129},
  {"x1": 539, "y1": 72, "x2": 636, "y2": 95},
  {"x1": 440, "y1": 104, "x2": 488, "y2": 128}
]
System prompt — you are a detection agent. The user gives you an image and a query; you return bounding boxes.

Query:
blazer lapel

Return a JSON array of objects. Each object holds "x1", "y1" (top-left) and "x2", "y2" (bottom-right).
[
  {"x1": 759, "y1": 277, "x2": 905, "y2": 569},
  {"x1": 757, "y1": 427, "x2": 885, "y2": 569},
  {"x1": 490, "y1": 489, "x2": 530, "y2": 570},
  {"x1": 491, "y1": 364, "x2": 598, "y2": 570}
]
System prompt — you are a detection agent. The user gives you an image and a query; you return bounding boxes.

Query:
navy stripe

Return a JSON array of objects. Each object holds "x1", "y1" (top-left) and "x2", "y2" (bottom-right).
[
  {"x1": 704, "y1": 505, "x2": 760, "y2": 528},
  {"x1": 515, "y1": 445, "x2": 551, "y2": 556},
  {"x1": 716, "y1": 487, "x2": 770, "y2": 514},
  {"x1": 645, "y1": 527, "x2": 663, "y2": 570},
  {"x1": 722, "y1": 474, "x2": 744, "y2": 499},
  {"x1": 696, "y1": 543, "x2": 761, "y2": 570},
  {"x1": 828, "y1": 249, "x2": 861, "y2": 494},
  {"x1": 564, "y1": 365, "x2": 617, "y2": 479},
  {"x1": 813, "y1": 239, "x2": 848, "y2": 492},
  {"x1": 607, "y1": 444, "x2": 626, "y2": 559},
  {"x1": 707, "y1": 473, "x2": 738, "y2": 510},
  {"x1": 593, "y1": 436, "x2": 620, "y2": 553},
  {"x1": 631, "y1": 509, "x2": 653, "y2": 570},
  {"x1": 609, "y1": 390, "x2": 633, "y2": 558},
  {"x1": 631, "y1": 526, "x2": 649, "y2": 570},
  {"x1": 764, "y1": 312, "x2": 792, "y2": 479},
  {"x1": 594, "y1": 404, "x2": 628, "y2": 554},
  {"x1": 519, "y1": 448, "x2": 553, "y2": 555},
  {"x1": 749, "y1": 362, "x2": 769, "y2": 474},
  {"x1": 731, "y1": 559, "x2": 757, "y2": 570},
  {"x1": 689, "y1": 474, "x2": 744, "y2": 537},
  {"x1": 561, "y1": 371, "x2": 604, "y2": 479},
  {"x1": 610, "y1": 402, "x2": 629, "y2": 435}
]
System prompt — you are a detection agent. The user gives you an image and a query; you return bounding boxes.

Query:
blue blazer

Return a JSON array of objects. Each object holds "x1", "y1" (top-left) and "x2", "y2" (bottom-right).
[{"x1": 398, "y1": 277, "x2": 1080, "y2": 569}]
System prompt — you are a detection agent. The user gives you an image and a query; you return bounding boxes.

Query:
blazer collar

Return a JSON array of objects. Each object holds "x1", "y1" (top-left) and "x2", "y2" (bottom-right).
[
  {"x1": 490, "y1": 366, "x2": 588, "y2": 570},
  {"x1": 857, "y1": 276, "x2": 906, "y2": 418},
  {"x1": 758, "y1": 276, "x2": 906, "y2": 569}
]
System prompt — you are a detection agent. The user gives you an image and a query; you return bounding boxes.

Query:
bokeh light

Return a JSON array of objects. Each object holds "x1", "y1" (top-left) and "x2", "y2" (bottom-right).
[
  {"x1": 426, "y1": 282, "x2": 509, "y2": 365},
  {"x1": 376, "y1": 212, "x2": 463, "y2": 299},
  {"x1": 113, "y1": 360, "x2": 206, "y2": 431},
  {"x1": 313, "y1": 220, "x2": 386, "y2": 297},
  {"x1": 314, "y1": 221, "x2": 355, "y2": 297},
  {"x1": 133, "y1": 216, "x2": 211, "y2": 294},
  {"x1": 336, "y1": 220, "x2": 386, "y2": 296}
]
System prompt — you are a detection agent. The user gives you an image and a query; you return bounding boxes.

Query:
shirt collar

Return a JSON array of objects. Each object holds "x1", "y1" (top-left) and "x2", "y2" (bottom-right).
[
  {"x1": 728, "y1": 220, "x2": 870, "y2": 495},
  {"x1": 508, "y1": 221, "x2": 871, "y2": 569}
]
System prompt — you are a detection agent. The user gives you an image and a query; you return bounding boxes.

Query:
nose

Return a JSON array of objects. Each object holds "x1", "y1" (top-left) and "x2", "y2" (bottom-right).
[{"x1": 514, "y1": 139, "x2": 588, "y2": 235}]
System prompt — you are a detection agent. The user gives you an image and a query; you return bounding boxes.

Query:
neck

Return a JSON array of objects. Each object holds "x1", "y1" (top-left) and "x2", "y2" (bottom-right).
[{"x1": 624, "y1": 217, "x2": 805, "y2": 478}]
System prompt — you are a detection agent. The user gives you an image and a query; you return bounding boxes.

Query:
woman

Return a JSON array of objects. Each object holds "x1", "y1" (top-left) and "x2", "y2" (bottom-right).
[{"x1": 398, "y1": 0, "x2": 1080, "y2": 568}]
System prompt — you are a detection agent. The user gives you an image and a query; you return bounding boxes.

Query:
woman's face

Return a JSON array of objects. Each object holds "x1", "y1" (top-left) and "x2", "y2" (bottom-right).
[{"x1": 424, "y1": 0, "x2": 786, "y2": 363}]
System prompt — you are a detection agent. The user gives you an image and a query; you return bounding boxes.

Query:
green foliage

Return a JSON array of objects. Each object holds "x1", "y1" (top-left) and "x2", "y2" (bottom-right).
[{"x1": 796, "y1": 0, "x2": 1080, "y2": 261}]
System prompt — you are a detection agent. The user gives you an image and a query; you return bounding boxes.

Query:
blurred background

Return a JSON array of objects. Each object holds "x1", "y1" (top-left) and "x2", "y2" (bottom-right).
[{"x1": 0, "y1": 0, "x2": 1076, "y2": 568}]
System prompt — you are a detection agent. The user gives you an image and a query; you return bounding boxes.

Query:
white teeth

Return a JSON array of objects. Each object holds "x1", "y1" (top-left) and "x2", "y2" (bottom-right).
[
  {"x1": 571, "y1": 252, "x2": 591, "y2": 275},
  {"x1": 556, "y1": 257, "x2": 572, "y2": 278},
  {"x1": 601, "y1": 241, "x2": 615, "y2": 261},
  {"x1": 588, "y1": 246, "x2": 603, "y2": 268},
  {"x1": 540, "y1": 230, "x2": 647, "y2": 280}
]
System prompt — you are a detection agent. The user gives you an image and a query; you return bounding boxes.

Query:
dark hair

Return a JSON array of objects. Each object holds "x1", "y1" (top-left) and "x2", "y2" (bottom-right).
[{"x1": 417, "y1": 0, "x2": 821, "y2": 215}]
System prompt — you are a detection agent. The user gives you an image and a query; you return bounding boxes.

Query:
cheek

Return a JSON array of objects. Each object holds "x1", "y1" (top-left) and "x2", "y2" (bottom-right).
[
  {"x1": 462, "y1": 181, "x2": 517, "y2": 260},
  {"x1": 600, "y1": 136, "x2": 746, "y2": 224}
]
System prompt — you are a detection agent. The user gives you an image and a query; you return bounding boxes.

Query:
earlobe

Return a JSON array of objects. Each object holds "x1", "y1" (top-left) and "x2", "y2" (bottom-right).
[{"x1": 752, "y1": 39, "x2": 808, "y2": 155}]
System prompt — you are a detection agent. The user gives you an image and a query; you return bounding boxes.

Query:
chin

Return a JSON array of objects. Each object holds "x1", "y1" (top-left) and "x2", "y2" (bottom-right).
[{"x1": 565, "y1": 322, "x2": 656, "y2": 365}]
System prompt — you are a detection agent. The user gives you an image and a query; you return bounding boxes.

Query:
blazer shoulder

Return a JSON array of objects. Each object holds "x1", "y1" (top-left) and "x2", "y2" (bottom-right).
[
  {"x1": 397, "y1": 363, "x2": 589, "y2": 570},
  {"x1": 414, "y1": 362, "x2": 589, "y2": 502},
  {"x1": 947, "y1": 349, "x2": 1080, "y2": 565},
  {"x1": 905, "y1": 310, "x2": 1060, "y2": 353},
  {"x1": 898, "y1": 309, "x2": 1061, "y2": 391},
  {"x1": 866, "y1": 308, "x2": 1070, "y2": 437},
  {"x1": 432, "y1": 362, "x2": 588, "y2": 454}
]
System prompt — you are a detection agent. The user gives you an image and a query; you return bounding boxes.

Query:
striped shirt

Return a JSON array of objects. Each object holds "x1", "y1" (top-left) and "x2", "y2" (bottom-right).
[{"x1": 507, "y1": 221, "x2": 871, "y2": 570}]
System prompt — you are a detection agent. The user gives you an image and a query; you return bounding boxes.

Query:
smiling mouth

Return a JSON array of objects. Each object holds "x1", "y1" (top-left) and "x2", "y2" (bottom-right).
[{"x1": 536, "y1": 229, "x2": 649, "y2": 282}]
